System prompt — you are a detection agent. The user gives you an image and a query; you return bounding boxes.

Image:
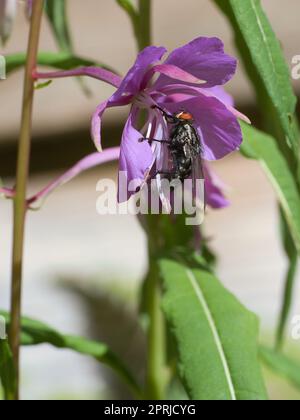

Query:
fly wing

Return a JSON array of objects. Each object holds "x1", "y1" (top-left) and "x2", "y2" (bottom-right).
[
  {"x1": 191, "y1": 125, "x2": 205, "y2": 215},
  {"x1": 190, "y1": 125, "x2": 203, "y2": 154},
  {"x1": 188, "y1": 154, "x2": 204, "y2": 225},
  {"x1": 191, "y1": 155, "x2": 205, "y2": 207}
]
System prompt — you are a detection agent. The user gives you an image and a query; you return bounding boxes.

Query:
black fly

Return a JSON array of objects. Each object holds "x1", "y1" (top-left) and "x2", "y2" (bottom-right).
[{"x1": 139, "y1": 105, "x2": 204, "y2": 205}]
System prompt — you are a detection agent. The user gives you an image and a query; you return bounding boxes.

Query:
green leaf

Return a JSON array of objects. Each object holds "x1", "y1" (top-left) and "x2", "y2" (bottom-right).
[
  {"x1": 141, "y1": 215, "x2": 216, "y2": 283},
  {"x1": 5, "y1": 51, "x2": 114, "y2": 75},
  {"x1": 0, "y1": 311, "x2": 141, "y2": 398},
  {"x1": 276, "y1": 212, "x2": 298, "y2": 350},
  {"x1": 213, "y1": 0, "x2": 298, "y2": 156},
  {"x1": 34, "y1": 80, "x2": 53, "y2": 90},
  {"x1": 241, "y1": 122, "x2": 300, "y2": 254},
  {"x1": 260, "y1": 346, "x2": 300, "y2": 390},
  {"x1": 116, "y1": 0, "x2": 139, "y2": 23},
  {"x1": 116, "y1": 0, "x2": 139, "y2": 41},
  {"x1": 45, "y1": 0, "x2": 73, "y2": 53},
  {"x1": 160, "y1": 260, "x2": 267, "y2": 400},
  {"x1": 0, "y1": 340, "x2": 16, "y2": 400}
]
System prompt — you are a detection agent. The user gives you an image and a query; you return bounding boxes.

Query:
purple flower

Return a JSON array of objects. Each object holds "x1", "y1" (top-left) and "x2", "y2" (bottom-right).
[
  {"x1": 33, "y1": 37, "x2": 248, "y2": 211},
  {"x1": 91, "y1": 37, "x2": 249, "y2": 206},
  {"x1": 205, "y1": 165, "x2": 229, "y2": 209}
]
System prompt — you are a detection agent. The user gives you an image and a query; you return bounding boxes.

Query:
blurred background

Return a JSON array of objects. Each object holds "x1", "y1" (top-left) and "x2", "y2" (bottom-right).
[{"x1": 0, "y1": 0, "x2": 300, "y2": 400}]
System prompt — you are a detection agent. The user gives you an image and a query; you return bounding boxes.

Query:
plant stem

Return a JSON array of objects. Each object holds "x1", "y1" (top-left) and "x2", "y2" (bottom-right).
[
  {"x1": 137, "y1": 2, "x2": 168, "y2": 399},
  {"x1": 9, "y1": 0, "x2": 44, "y2": 400},
  {"x1": 145, "y1": 259, "x2": 168, "y2": 400},
  {"x1": 138, "y1": 0, "x2": 152, "y2": 50}
]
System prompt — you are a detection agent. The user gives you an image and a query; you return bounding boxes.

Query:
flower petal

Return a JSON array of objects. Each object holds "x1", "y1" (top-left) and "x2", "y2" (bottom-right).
[
  {"x1": 91, "y1": 100, "x2": 109, "y2": 152},
  {"x1": 159, "y1": 84, "x2": 251, "y2": 125},
  {"x1": 111, "y1": 46, "x2": 167, "y2": 102},
  {"x1": 27, "y1": 148, "x2": 120, "y2": 208},
  {"x1": 158, "y1": 84, "x2": 234, "y2": 106},
  {"x1": 33, "y1": 67, "x2": 122, "y2": 87},
  {"x1": 155, "y1": 37, "x2": 237, "y2": 89},
  {"x1": 207, "y1": 86, "x2": 234, "y2": 107},
  {"x1": 118, "y1": 110, "x2": 153, "y2": 202},
  {"x1": 152, "y1": 64, "x2": 206, "y2": 85},
  {"x1": 198, "y1": 87, "x2": 251, "y2": 124},
  {"x1": 206, "y1": 179, "x2": 229, "y2": 208},
  {"x1": 162, "y1": 95, "x2": 242, "y2": 161},
  {"x1": 205, "y1": 165, "x2": 229, "y2": 209},
  {"x1": 91, "y1": 95, "x2": 133, "y2": 152}
]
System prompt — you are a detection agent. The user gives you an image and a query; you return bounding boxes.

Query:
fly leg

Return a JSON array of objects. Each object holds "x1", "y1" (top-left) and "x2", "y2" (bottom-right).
[
  {"x1": 138, "y1": 138, "x2": 170, "y2": 144},
  {"x1": 151, "y1": 105, "x2": 178, "y2": 124}
]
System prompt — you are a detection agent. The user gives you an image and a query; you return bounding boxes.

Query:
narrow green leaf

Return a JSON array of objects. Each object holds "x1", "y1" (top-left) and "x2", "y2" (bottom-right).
[
  {"x1": 160, "y1": 260, "x2": 267, "y2": 400},
  {"x1": 45, "y1": 0, "x2": 73, "y2": 53},
  {"x1": 276, "y1": 212, "x2": 298, "y2": 350},
  {"x1": 137, "y1": 0, "x2": 152, "y2": 50},
  {"x1": 34, "y1": 80, "x2": 53, "y2": 90},
  {"x1": 0, "y1": 340, "x2": 16, "y2": 400},
  {"x1": 116, "y1": 0, "x2": 139, "y2": 22},
  {"x1": 5, "y1": 51, "x2": 115, "y2": 75},
  {"x1": 116, "y1": 0, "x2": 139, "y2": 41},
  {"x1": 260, "y1": 346, "x2": 300, "y2": 390},
  {"x1": 0, "y1": 311, "x2": 141, "y2": 398},
  {"x1": 213, "y1": 0, "x2": 298, "y2": 156},
  {"x1": 241, "y1": 122, "x2": 300, "y2": 254}
]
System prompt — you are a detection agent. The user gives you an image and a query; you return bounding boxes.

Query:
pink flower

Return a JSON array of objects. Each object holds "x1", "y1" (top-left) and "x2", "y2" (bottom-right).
[
  {"x1": 90, "y1": 38, "x2": 248, "y2": 206},
  {"x1": 32, "y1": 37, "x2": 248, "y2": 211}
]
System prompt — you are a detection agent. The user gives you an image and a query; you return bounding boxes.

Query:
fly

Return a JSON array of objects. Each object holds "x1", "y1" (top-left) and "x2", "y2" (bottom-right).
[{"x1": 139, "y1": 105, "x2": 205, "y2": 206}]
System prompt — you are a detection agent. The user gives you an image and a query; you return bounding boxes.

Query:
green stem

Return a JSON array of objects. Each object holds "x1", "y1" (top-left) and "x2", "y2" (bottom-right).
[
  {"x1": 138, "y1": 0, "x2": 152, "y2": 50},
  {"x1": 9, "y1": 0, "x2": 44, "y2": 400},
  {"x1": 136, "y1": 3, "x2": 168, "y2": 398},
  {"x1": 145, "y1": 259, "x2": 168, "y2": 400}
]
